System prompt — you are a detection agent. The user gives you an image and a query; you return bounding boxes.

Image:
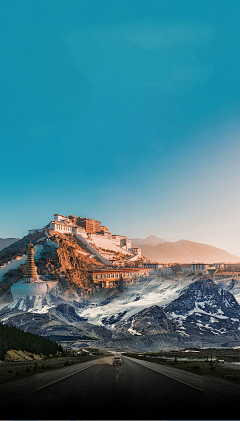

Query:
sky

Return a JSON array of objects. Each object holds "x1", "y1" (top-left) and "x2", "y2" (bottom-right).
[{"x1": 0, "y1": 0, "x2": 240, "y2": 256}]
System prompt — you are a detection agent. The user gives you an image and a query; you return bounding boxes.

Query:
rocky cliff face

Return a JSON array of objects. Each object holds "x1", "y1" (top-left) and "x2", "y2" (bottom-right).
[{"x1": 36, "y1": 231, "x2": 96, "y2": 295}]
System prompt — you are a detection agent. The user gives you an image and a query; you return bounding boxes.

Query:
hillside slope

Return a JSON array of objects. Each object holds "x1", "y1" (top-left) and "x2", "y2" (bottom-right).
[
  {"x1": 0, "y1": 230, "x2": 49, "y2": 265},
  {"x1": 0, "y1": 238, "x2": 19, "y2": 252},
  {"x1": 0, "y1": 230, "x2": 105, "y2": 299},
  {"x1": 0, "y1": 320, "x2": 63, "y2": 360}
]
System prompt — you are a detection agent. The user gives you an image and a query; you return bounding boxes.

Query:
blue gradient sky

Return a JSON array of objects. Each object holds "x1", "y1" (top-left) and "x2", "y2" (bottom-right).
[{"x1": 1, "y1": 0, "x2": 240, "y2": 256}]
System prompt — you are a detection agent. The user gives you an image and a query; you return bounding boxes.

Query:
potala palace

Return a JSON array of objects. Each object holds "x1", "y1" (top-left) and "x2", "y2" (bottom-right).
[{"x1": 49, "y1": 213, "x2": 142, "y2": 263}]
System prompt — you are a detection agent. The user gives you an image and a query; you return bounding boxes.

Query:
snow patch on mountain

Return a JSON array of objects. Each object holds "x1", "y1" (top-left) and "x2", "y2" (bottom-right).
[
  {"x1": 4, "y1": 294, "x2": 58, "y2": 313},
  {"x1": 215, "y1": 277, "x2": 240, "y2": 304},
  {"x1": 79, "y1": 276, "x2": 195, "y2": 326},
  {"x1": 115, "y1": 305, "x2": 178, "y2": 336}
]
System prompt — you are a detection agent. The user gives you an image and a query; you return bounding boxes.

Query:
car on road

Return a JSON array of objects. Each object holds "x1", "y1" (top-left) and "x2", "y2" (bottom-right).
[{"x1": 112, "y1": 355, "x2": 122, "y2": 365}]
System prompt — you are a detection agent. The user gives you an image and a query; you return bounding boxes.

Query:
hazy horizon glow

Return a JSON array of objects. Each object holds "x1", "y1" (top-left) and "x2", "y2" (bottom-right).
[{"x1": 0, "y1": 1, "x2": 240, "y2": 256}]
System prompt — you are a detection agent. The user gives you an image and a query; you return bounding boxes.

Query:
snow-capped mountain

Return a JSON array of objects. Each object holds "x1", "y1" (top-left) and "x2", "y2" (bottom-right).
[
  {"x1": 49, "y1": 303, "x2": 113, "y2": 340},
  {"x1": 93, "y1": 277, "x2": 240, "y2": 351},
  {"x1": 0, "y1": 307, "x2": 98, "y2": 341},
  {"x1": 1, "y1": 275, "x2": 240, "y2": 349},
  {"x1": 0, "y1": 295, "x2": 112, "y2": 341},
  {"x1": 115, "y1": 305, "x2": 178, "y2": 336},
  {"x1": 79, "y1": 275, "x2": 195, "y2": 326},
  {"x1": 2, "y1": 293, "x2": 59, "y2": 313},
  {"x1": 4, "y1": 274, "x2": 240, "y2": 335},
  {"x1": 165, "y1": 278, "x2": 240, "y2": 335},
  {"x1": 96, "y1": 278, "x2": 240, "y2": 338},
  {"x1": 0, "y1": 275, "x2": 194, "y2": 343}
]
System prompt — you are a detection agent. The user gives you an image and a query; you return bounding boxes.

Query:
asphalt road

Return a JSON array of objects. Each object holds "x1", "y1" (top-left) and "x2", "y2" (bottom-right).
[{"x1": 0, "y1": 356, "x2": 238, "y2": 420}]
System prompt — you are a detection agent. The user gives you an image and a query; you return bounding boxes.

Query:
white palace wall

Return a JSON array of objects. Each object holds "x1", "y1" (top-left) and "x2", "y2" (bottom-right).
[
  {"x1": 87, "y1": 234, "x2": 131, "y2": 256},
  {"x1": 75, "y1": 234, "x2": 111, "y2": 265}
]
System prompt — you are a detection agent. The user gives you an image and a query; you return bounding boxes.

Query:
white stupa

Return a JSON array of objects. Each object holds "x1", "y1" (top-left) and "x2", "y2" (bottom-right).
[{"x1": 11, "y1": 242, "x2": 48, "y2": 300}]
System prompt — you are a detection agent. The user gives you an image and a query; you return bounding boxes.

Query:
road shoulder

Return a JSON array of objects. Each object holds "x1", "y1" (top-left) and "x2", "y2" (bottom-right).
[
  {"x1": 0, "y1": 356, "x2": 110, "y2": 405},
  {"x1": 124, "y1": 355, "x2": 240, "y2": 407}
]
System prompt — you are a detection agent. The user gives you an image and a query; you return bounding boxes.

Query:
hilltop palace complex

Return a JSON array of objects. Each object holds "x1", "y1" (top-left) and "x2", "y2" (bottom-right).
[
  {"x1": 49, "y1": 214, "x2": 157, "y2": 288},
  {"x1": 49, "y1": 214, "x2": 142, "y2": 261},
  {"x1": 9, "y1": 214, "x2": 155, "y2": 300}
]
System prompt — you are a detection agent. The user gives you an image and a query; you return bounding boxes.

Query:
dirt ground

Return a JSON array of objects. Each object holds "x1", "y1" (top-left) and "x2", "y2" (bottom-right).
[{"x1": 0, "y1": 348, "x2": 109, "y2": 385}]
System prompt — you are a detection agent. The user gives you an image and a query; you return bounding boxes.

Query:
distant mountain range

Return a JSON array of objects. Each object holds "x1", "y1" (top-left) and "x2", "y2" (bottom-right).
[
  {"x1": 131, "y1": 236, "x2": 240, "y2": 263},
  {"x1": 131, "y1": 235, "x2": 167, "y2": 248},
  {"x1": 0, "y1": 238, "x2": 19, "y2": 252}
]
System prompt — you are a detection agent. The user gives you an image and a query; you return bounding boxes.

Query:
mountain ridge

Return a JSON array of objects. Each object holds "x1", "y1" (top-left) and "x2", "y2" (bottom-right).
[
  {"x1": 131, "y1": 235, "x2": 167, "y2": 248},
  {"x1": 131, "y1": 237, "x2": 240, "y2": 263}
]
